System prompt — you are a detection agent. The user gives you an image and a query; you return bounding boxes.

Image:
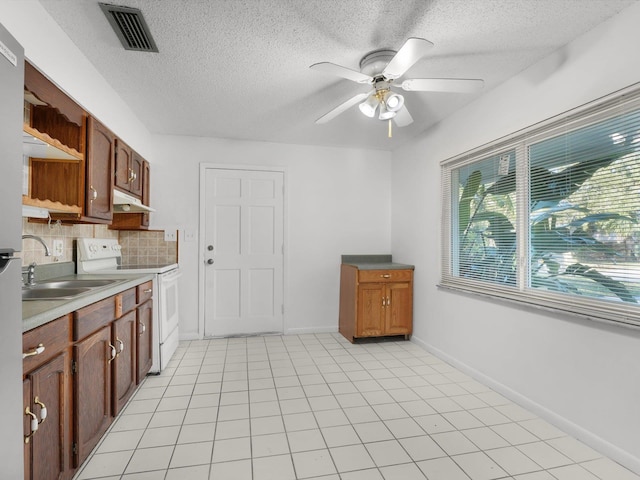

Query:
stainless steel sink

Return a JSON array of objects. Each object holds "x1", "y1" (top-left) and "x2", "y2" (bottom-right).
[
  {"x1": 21, "y1": 278, "x2": 119, "y2": 300},
  {"x1": 34, "y1": 279, "x2": 117, "y2": 289},
  {"x1": 22, "y1": 287, "x2": 91, "y2": 300}
]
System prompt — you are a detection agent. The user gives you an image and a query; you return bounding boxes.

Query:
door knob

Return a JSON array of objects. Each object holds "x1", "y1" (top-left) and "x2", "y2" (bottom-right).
[{"x1": 207, "y1": 259, "x2": 214, "y2": 265}]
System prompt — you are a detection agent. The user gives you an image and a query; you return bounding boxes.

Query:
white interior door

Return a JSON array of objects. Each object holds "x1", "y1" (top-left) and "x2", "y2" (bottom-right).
[{"x1": 203, "y1": 168, "x2": 284, "y2": 337}]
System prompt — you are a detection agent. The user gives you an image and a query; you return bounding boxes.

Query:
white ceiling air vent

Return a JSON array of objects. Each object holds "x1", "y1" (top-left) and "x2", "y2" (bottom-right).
[{"x1": 99, "y1": 3, "x2": 158, "y2": 52}]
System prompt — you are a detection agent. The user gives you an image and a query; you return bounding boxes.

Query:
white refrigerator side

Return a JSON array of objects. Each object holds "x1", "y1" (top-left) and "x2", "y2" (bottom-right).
[{"x1": 0, "y1": 22, "x2": 25, "y2": 480}]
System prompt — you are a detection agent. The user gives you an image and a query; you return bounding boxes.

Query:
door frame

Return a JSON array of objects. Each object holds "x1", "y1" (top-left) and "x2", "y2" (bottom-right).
[{"x1": 198, "y1": 163, "x2": 288, "y2": 338}]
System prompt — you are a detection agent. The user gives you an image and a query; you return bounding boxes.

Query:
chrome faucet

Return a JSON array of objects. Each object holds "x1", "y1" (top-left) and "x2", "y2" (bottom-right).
[{"x1": 22, "y1": 235, "x2": 52, "y2": 286}]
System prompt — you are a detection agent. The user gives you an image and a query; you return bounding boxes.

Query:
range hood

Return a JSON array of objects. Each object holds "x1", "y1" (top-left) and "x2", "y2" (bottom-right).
[{"x1": 112, "y1": 189, "x2": 155, "y2": 213}]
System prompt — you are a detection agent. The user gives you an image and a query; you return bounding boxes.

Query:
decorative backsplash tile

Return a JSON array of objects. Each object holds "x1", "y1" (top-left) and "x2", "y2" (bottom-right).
[
  {"x1": 20, "y1": 220, "x2": 178, "y2": 268},
  {"x1": 119, "y1": 230, "x2": 178, "y2": 266}
]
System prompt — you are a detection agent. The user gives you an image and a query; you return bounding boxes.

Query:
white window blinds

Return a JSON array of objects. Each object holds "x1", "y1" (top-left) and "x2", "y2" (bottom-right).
[{"x1": 441, "y1": 88, "x2": 640, "y2": 328}]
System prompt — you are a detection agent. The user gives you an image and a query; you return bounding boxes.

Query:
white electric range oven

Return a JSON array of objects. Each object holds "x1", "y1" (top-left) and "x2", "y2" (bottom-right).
[{"x1": 76, "y1": 238, "x2": 180, "y2": 373}]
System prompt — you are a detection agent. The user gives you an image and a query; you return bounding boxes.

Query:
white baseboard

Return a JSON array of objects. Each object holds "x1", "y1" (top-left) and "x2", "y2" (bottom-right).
[
  {"x1": 284, "y1": 326, "x2": 338, "y2": 335},
  {"x1": 178, "y1": 332, "x2": 201, "y2": 341},
  {"x1": 410, "y1": 334, "x2": 640, "y2": 475}
]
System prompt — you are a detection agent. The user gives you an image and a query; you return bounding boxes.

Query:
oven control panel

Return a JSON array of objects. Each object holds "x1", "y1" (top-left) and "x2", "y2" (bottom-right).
[{"x1": 77, "y1": 238, "x2": 122, "y2": 261}]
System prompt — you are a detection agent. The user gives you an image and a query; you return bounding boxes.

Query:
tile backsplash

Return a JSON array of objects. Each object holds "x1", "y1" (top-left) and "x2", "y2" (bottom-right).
[
  {"x1": 20, "y1": 219, "x2": 178, "y2": 268},
  {"x1": 119, "y1": 230, "x2": 178, "y2": 266}
]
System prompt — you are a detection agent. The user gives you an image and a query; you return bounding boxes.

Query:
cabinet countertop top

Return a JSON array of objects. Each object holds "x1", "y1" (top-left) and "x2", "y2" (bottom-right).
[
  {"x1": 22, "y1": 273, "x2": 155, "y2": 333},
  {"x1": 342, "y1": 262, "x2": 415, "y2": 270},
  {"x1": 341, "y1": 254, "x2": 414, "y2": 270}
]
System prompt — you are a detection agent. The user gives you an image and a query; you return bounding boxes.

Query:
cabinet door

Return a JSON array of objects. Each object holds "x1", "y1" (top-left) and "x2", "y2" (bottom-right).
[
  {"x1": 114, "y1": 138, "x2": 133, "y2": 193},
  {"x1": 137, "y1": 299, "x2": 153, "y2": 383},
  {"x1": 112, "y1": 311, "x2": 137, "y2": 416},
  {"x1": 28, "y1": 352, "x2": 70, "y2": 480},
  {"x1": 385, "y1": 282, "x2": 413, "y2": 335},
  {"x1": 73, "y1": 326, "x2": 112, "y2": 468},
  {"x1": 141, "y1": 159, "x2": 150, "y2": 227},
  {"x1": 130, "y1": 151, "x2": 144, "y2": 197},
  {"x1": 23, "y1": 379, "x2": 31, "y2": 480},
  {"x1": 357, "y1": 283, "x2": 385, "y2": 337},
  {"x1": 85, "y1": 116, "x2": 114, "y2": 221}
]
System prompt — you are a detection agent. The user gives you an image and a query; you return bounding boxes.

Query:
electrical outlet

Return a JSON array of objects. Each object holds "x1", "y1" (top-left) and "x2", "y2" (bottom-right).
[
  {"x1": 164, "y1": 230, "x2": 177, "y2": 242},
  {"x1": 52, "y1": 239, "x2": 64, "y2": 257},
  {"x1": 184, "y1": 230, "x2": 196, "y2": 242}
]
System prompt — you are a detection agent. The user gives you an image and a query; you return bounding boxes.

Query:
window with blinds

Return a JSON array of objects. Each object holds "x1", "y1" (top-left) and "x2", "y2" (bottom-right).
[{"x1": 441, "y1": 88, "x2": 640, "y2": 328}]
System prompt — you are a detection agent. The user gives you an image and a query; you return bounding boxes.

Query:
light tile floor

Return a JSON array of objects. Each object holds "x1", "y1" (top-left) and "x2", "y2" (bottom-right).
[{"x1": 73, "y1": 333, "x2": 640, "y2": 480}]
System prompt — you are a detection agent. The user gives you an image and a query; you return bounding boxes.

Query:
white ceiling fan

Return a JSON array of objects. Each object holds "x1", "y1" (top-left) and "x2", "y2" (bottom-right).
[{"x1": 310, "y1": 38, "x2": 484, "y2": 128}]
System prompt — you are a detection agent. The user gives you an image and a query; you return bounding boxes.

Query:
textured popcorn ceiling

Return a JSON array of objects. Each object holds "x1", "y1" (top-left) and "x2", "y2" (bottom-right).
[{"x1": 38, "y1": 0, "x2": 636, "y2": 151}]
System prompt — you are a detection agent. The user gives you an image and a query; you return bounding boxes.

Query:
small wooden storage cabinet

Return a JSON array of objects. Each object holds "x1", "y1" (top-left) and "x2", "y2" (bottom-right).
[{"x1": 339, "y1": 256, "x2": 414, "y2": 343}]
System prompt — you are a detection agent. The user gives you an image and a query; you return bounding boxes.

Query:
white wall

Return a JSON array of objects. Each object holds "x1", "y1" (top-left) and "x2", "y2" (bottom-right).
[
  {"x1": 392, "y1": 3, "x2": 640, "y2": 473},
  {"x1": 151, "y1": 135, "x2": 392, "y2": 338}
]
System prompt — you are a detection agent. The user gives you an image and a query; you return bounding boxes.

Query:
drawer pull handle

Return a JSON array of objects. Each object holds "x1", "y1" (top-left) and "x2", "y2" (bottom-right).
[
  {"x1": 143, "y1": 288, "x2": 152, "y2": 293},
  {"x1": 24, "y1": 407, "x2": 38, "y2": 443},
  {"x1": 108, "y1": 344, "x2": 117, "y2": 363},
  {"x1": 23, "y1": 344, "x2": 45, "y2": 359},
  {"x1": 381, "y1": 274, "x2": 391, "y2": 278},
  {"x1": 34, "y1": 397, "x2": 47, "y2": 424},
  {"x1": 139, "y1": 322, "x2": 146, "y2": 335},
  {"x1": 116, "y1": 337, "x2": 124, "y2": 355}
]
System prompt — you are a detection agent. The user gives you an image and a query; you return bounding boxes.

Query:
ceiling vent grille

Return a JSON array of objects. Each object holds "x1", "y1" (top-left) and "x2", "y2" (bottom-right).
[{"x1": 99, "y1": 3, "x2": 158, "y2": 52}]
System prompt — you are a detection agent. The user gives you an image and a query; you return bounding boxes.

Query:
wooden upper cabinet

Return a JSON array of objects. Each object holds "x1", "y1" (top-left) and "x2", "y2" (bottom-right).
[
  {"x1": 114, "y1": 139, "x2": 143, "y2": 198},
  {"x1": 85, "y1": 117, "x2": 114, "y2": 221}
]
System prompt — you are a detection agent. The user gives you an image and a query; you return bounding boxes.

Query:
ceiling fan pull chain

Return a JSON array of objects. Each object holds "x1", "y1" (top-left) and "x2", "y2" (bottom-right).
[{"x1": 388, "y1": 119, "x2": 392, "y2": 138}]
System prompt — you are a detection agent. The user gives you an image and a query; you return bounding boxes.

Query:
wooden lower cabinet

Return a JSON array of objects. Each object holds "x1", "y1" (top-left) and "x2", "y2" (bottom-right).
[
  {"x1": 23, "y1": 282, "x2": 154, "y2": 478},
  {"x1": 23, "y1": 352, "x2": 71, "y2": 480},
  {"x1": 340, "y1": 265, "x2": 413, "y2": 343},
  {"x1": 112, "y1": 311, "x2": 137, "y2": 416},
  {"x1": 137, "y1": 299, "x2": 153, "y2": 383},
  {"x1": 73, "y1": 325, "x2": 112, "y2": 467}
]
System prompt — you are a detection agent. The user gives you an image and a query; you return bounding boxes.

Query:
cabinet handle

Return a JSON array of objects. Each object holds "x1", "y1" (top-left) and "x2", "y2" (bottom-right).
[
  {"x1": 116, "y1": 337, "x2": 124, "y2": 355},
  {"x1": 139, "y1": 322, "x2": 146, "y2": 335},
  {"x1": 387, "y1": 296, "x2": 391, "y2": 306},
  {"x1": 143, "y1": 288, "x2": 152, "y2": 293},
  {"x1": 24, "y1": 407, "x2": 38, "y2": 443},
  {"x1": 89, "y1": 185, "x2": 98, "y2": 201},
  {"x1": 23, "y1": 343, "x2": 45, "y2": 359},
  {"x1": 381, "y1": 274, "x2": 391, "y2": 278},
  {"x1": 34, "y1": 397, "x2": 47, "y2": 424},
  {"x1": 108, "y1": 344, "x2": 117, "y2": 363},
  {"x1": 382, "y1": 297, "x2": 386, "y2": 307}
]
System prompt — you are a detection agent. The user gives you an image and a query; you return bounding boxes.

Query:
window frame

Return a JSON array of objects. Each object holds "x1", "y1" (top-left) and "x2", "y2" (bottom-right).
[{"x1": 440, "y1": 86, "x2": 640, "y2": 329}]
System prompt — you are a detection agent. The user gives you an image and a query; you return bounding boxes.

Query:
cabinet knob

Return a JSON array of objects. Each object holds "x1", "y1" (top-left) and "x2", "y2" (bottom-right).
[
  {"x1": 34, "y1": 397, "x2": 47, "y2": 424},
  {"x1": 381, "y1": 274, "x2": 391, "y2": 278},
  {"x1": 107, "y1": 344, "x2": 117, "y2": 363},
  {"x1": 24, "y1": 407, "x2": 38, "y2": 443},
  {"x1": 23, "y1": 343, "x2": 45, "y2": 359}
]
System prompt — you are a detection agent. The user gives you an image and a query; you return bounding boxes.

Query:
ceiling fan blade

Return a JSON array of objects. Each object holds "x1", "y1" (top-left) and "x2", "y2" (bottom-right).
[
  {"x1": 382, "y1": 37, "x2": 434, "y2": 80},
  {"x1": 315, "y1": 92, "x2": 371, "y2": 124},
  {"x1": 309, "y1": 62, "x2": 372, "y2": 84},
  {"x1": 401, "y1": 78, "x2": 485, "y2": 93},
  {"x1": 393, "y1": 105, "x2": 413, "y2": 127}
]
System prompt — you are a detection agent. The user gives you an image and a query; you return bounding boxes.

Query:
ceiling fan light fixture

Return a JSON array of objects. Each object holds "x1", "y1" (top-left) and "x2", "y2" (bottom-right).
[
  {"x1": 384, "y1": 92, "x2": 404, "y2": 112},
  {"x1": 358, "y1": 95, "x2": 378, "y2": 118},
  {"x1": 378, "y1": 103, "x2": 396, "y2": 120}
]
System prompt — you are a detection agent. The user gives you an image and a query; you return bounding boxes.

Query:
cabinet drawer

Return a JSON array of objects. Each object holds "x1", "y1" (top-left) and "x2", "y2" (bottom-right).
[
  {"x1": 358, "y1": 269, "x2": 413, "y2": 283},
  {"x1": 74, "y1": 296, "x2": 115, "y2": 341},
  {"x1": 137, "y1": 280, "x2": 153, "y2": 304},
  {"x1": 120, "y1": 287, "x2": 137, "y2": 315},
  {"x1": 23, "y1": 314, "x2": 71, "y2": 374}
]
